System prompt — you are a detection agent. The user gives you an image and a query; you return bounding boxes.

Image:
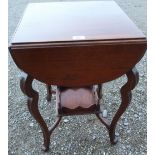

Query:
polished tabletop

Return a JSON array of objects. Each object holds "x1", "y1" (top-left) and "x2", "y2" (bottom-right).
[
  {"x1": 11, "y1": 1, "x2": 145, "y2": 44},
  {"x1": 9, "y1": 1, "x2": 146, "y2": 87}
]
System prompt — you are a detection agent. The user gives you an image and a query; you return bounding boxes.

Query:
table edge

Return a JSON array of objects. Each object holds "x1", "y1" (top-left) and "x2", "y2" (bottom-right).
[{"x1": 9, "y1": 38, "x2": 147, "y2": 49}]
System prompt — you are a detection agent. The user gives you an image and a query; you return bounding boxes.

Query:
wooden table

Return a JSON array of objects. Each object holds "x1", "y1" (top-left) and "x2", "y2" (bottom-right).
[{"x1": 9, "y1": 1, "x2": 147, "y2": 151}]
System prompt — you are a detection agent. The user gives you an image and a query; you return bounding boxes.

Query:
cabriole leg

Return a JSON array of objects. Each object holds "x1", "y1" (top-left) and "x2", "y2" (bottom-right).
[
  {"x1": 20, "y1": 74, "x2": 50, "y2": 151},
  {"x1": 109, "y1": 67, "x2": 139, "y2": 144}
]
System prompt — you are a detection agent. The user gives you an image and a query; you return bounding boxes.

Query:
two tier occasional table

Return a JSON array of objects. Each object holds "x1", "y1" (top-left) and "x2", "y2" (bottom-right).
[{"x1": 9, "y1": 1, "x2": 147, "y2": 151}]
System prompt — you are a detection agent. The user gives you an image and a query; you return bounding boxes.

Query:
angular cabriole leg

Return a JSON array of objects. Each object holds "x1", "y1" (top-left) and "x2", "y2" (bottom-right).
[
  {"x1": 20, "y1": 74, "x2": 50, "y2": 151},
  {"x1": 108, "y1": 67, "x2": 139, "y2": 144}
]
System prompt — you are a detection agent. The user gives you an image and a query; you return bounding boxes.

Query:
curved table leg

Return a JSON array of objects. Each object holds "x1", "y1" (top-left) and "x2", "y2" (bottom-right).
[
  {"x1": 109, "y1": 67, "x2": 139, "y2": 144},
  {"x1": 20, "y1": 74, "x2": 50, "y2": 151},
  {"x1": 96, "y1": 67, "x2": 139, "y2": 144}
]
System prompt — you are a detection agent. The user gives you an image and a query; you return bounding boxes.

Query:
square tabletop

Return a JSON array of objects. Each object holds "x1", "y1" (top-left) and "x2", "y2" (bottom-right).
[{"x1": 11, "y1": 1, "x2": 145, "y2": 44}]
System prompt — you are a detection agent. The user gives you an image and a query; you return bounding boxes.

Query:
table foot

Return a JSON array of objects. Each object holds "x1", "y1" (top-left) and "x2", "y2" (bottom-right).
[
  {"x1": 108, "y1": 129, "x2": 118, "y2": 144},
  {"x1": 20, "y1": 74, "x2": 51, "y2": 151},
  {"x1": 96, "y1": 113, "x2": 118, "y2": 144},
  {"x1": 42, "y1": 145, "x2": 49, "y2": 152}
]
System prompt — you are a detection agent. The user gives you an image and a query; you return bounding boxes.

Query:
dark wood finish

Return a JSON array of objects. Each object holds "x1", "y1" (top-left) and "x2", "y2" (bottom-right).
[
  {"x1": 9, "y1": 1, "x2": 146, "y2": 87},
  {"x1": 109, "y1": 67, "x2": 139, "y2": 144},
  {"x1": 97, "y1": 84, "x2": 103, "y2": 100},
  {"x1": 20, "y1": 74, "x2": 62, "y2": 151},
  {"x1": 96, "y1": 67, "x2": 139, "y2": 144},
  {"x1": 46, "y1": 85, "x2": 51, "y2": 102},
  {"x1": 9, "y1": 1, "x2": 147, "y2": 151},
  {"x1": 10, "y1": 40, "x2": 146, "y2": 87}
]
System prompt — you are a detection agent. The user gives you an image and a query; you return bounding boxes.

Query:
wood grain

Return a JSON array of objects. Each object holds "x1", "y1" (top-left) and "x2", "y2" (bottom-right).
[{"x1": 10, "y1": 39, "x2": 146, "y2": 87}]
